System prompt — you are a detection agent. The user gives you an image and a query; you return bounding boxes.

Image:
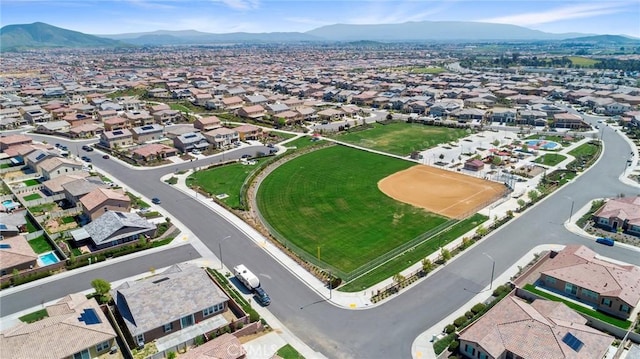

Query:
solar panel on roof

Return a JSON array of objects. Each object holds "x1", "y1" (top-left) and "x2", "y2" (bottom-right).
[
  {"x1": 141, "y1": 125, "x2": 154, "y2": 130},
  {"x1": 152, "y1": 277, "x2": 170, "y2": 284},
  {"x1": 113, "y1": 130, "x2": 124, "y2": 135},
  {"x1": 78, "y1": 308, "x2": 102, "y2": 325},
  {"x1": 562, "y1": 332, "x2": 583, "y2": 352},
  {"x1": 0, "y1": 224, "x2": 7, "y2": 229},
  {"x1": 36, "y1": 153, "x2": 46, "y2": 161},
  {"x1": 0, "y1": 244, "x2": 11, "y2": 249}
]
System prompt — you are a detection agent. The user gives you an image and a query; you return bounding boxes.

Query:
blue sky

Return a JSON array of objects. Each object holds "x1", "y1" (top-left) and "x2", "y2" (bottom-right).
[{"x1": 1, "y1": 0, "x2": 638, "y2": 37}]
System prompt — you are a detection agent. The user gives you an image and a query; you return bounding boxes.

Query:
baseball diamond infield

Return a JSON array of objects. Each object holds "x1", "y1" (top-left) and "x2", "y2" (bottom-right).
[{"x1": 378, "y1": 165, "x2": 509, "y2": 219}]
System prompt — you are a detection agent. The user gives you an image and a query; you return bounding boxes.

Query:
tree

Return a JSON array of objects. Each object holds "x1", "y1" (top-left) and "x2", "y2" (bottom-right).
[
  {"x1": 421, "y1": 258, "x2": 434, "y2": 274},
  {"x1": 440, "y1": 248, "x2": 452, "y2": 263},
  {"x1": 91, "y1": 278, "x2": 112, "y2": 303},
  {"x1": 517, "y1": 199, "x2": 526, "y2": 209},
  {"x1": 528, "y1": 190, "x2": 539, "y2": 202},
  {"x1": 392, "y1": 273, "x2": 405, "y2": 286},
  {"x1": 475, "y1": 225, "x2": 488, "y2": 237}
]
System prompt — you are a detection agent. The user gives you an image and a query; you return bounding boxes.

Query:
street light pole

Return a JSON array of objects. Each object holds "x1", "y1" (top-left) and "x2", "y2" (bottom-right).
[
  {"x1": 218, "y1": 235, "x2": 231, "y2": 270},
  {"x1": 569, "y1": 200, "x2": 574, "y2": 223},
  {"x1": 483, "y1": 253, "x2": 495, "y2": 290}
]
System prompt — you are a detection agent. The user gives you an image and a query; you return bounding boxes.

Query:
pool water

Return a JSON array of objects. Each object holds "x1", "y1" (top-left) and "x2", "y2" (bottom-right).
[
  {"x1": 524, "y1": 139, "x2": 560, "y2": 150},
  {"x1": 38, "y1": 252, "x2": 60, "y2": 266},
  {"x1": 2, "y1": 200, "x2": 19, "y2": 210}
]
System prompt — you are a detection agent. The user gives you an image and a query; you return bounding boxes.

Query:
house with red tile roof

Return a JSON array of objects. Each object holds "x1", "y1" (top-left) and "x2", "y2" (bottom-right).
[
  {"x1": 80, "y1": 188, "x2": 131, "y2": 221},
  {"x1": 234, "y1": 124, "x2": 263, "y2": 141},
  {"x1": 593, "y1": 196, "x2": 640, "y2": 236},
  {"x1": 236, "y1": 105, "x2": 265, "y2": 120},
  {"x1": 194, "y1": 116, "x2": 222, "y2": 131},
  {"x1": 132, "y1": 143, "x2": 178, "y2": 163},
  {"x1": 0, "y1": 293, "x2": 120, "y2": 359},
  {"x1": 536, "y1": 245, "x2": 640, "y2": 320},
  {"x1": 0, "y1": 134, "x2": 32, "y2": 151},
  {"x1": 0, "y1": 235, "x2": 38, "y2": 276},
  {"x1": 458, "y1": 295, "x2": 613, "y2": 359}
]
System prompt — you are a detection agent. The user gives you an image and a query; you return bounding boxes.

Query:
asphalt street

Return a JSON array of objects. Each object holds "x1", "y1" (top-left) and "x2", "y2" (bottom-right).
[{"x1": 3, "y1": 118, "x2": 639, "y2": 358}]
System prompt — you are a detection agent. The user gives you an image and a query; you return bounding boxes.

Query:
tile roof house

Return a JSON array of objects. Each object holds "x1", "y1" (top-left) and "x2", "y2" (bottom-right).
[
  {"x1": 70, "y1": 211, "x2": 156, "y2": 250},
  {"x1": 38, "y1": 157, "x2": 84, "y2": 180},
  {"x1": 194, "y1": 116, "x2": 222, "y2": 131},
  {"x1": 152, "y1": 109, "x2": 181, "y2": 124},
  {"x1": 42, "y1": 173, "x2": 91, "y2": 194},
  {"x1": 537, "y1": 245, "x2": 640, "y2": 320},
  {"x1": 0, "y1": 293, "x2": 120, "y2": 359},
  {"x1": 234, "y1": 124, "x2": 263, "y2": 141},
  {"x1": 99, "y1": 129, "x2": 134, "y2": 149},
  {"x1": 80, "y1": 188, "x2": 131, "y2": 221},
  {"x1": 178, "y1": 333, "x2": 246, "y2": 359},
  {"x1": 131, "y1": 124, "x2": 164, "y2": 143},
  {"x1": 0, "y1": 134, "x2": 32, "y2": 151},
  {"x1": 132, "y1": 143, "x2": 178, "y2": 163},
  {"x1": 61, "y1": 177, "x2": 107, "y2": 204},
  {"x1": 0, "y1": 235, "x2": 38, "y2": 276},
  {"x1": 112, "y1": 263, "x2": 230, "y2": 349},
  {"x1": 236, "y1": 105, "x2": 265, "y2": 120},
  {"x1": 553, "y1": 113, "x2": 590, "y2": 129},
  {"x1": 593, "y1": 196, "x2": 640, "y2": 236},
  {"x1": 458, "y1": 295, "x2": 613, "y2": 359},
  {"x1": 203, "y1": 127, "x2": 239, "y2": 149},
  {"x1": 173, "y1": 132, "x2": 210, "y2": 153}
]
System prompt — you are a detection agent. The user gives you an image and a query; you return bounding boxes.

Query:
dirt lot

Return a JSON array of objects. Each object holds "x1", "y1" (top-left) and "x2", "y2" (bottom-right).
[{"x1": 378, "y1": 165, "x2": 508, "y2": 219}]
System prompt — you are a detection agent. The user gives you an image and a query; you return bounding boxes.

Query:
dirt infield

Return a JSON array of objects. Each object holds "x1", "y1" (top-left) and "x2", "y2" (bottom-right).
[{"x1": 378, "y1": 165, "x2": 508, "y2": 219}]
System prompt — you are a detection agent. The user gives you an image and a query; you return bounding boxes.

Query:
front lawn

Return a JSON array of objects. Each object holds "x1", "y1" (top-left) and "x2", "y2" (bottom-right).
[
  {"x1": 329, "y1": 122, "x2": 468, "y2": 156},
  {"x1": 533, "y1": 153, "x2": 566, "y2": 166},
  {"x1": 19, "y1": 309, "x2": 48, "y2": 323},
  {"x1": 276, "y1": 344, "x2": 305, "y2": 359},
  {"x1": 257, "y1": 145, "x2": 448, "y2": 275},
  {"x1": 28, "y1": 235, "x2": 53, "y2": 254},
  {"x1": 126, "y1": 192, "x2": 150, "y2": 208},
  {"x1": 523, "y1": 284, "x2": 631, "y2": 329}
]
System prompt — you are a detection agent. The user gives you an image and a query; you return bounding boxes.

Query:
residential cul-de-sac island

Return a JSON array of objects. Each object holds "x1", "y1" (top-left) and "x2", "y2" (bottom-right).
[{"x1": 1, "y1": 42, "x2": 640, "y2": 359}]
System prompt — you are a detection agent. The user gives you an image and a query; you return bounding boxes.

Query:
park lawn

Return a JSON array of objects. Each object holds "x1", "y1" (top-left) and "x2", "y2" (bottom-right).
[
  {"x1": 523, "y1": 284, "x2": 630, "y2": 329},
  {"x1": 525, "y1": 134, "x2": 576, "y2": 143},
  {"x1": 28, "y1": 235, "x2": 53, "y2": 254},
  {"x1": 331, "y1": 122, "x2": 468, "y2": 156},
  {"x1": 283, "y1": 136, "x2": 325, "y2": 151},
  {"x1": 409, "y1": 66, "x2": 446, "y2": 74},
  {"x1": 257, "y1": 145, "x2": 448, "y2": 274},
  {"x1": 23, "y1": 193, "x2": 42, "y2": 201},
  {"x1": 340, "y1": 213, "x2": 487, "y2": 292},
  {"x1": 276, "y1": 344, "x2": 305, "y2": 359},
  {"x1": 533, "y1": 153, "x2": 567, "y2": 166},
  {"x1": 569, "y1": 142, "x2": 599, "y2": 158},
  {"x1": 169, "y1": 103, "x2": 191, "y2": 113},
  {"x1": 23, "y1": 179, "x2": 39, "y2": 186},
  {"x1": 568, "y1": 56, "x2": 600, "y2": 67},
  {"x1": 188, "y1": 158, "x2": 268, "y2": 209}
]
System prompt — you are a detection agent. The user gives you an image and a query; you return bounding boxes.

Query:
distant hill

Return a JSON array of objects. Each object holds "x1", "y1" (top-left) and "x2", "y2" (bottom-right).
[
  {"x1": 563, "y1": 35, "x2": 640, "y2": 44},
  {"x1": 0, "y1": 22, "x2": 126, "y2": 51},
  {"x1": 101, "y1": 30, "x2": 319, "y2": 45},
  {"x1": 305, "y1": 21, "x2": 588, "y2": 41}
]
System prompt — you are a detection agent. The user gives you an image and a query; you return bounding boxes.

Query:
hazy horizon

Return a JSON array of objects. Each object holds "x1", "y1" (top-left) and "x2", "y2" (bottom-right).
[{"x1": 1, "y1": 0, "x2": 638, "y2": 37}]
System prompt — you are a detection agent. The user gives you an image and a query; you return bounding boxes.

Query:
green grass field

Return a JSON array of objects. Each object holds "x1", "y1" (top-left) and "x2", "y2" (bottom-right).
[
  {"x1": 276, "y1": 345, "x2": 305, "y2": 359},
  {"x1": 533, "y1": 154, "x2": 567, "y2": 166},
  {"x1": 331, "y1": 122, "x2": 468, "y2": 156},
  {"x1": 257, "y1": 145, "x2": 449, "y2": 274},
  {"x1": 169, "y1": 103, "x2": 191, "y2": 113},
  {"x1": 28, "y1": 235, "x2": 53, "y2": 254},
  {"x1": 188, "y1": 159, "x2": 267, "y2": 209},
  {"x1": 569, "y1": 142, "x2": 599, "y2": 158},
  {"x1": 284, "y1": 136, "x2": 324, "y2": 150},
  {"x1": 23, "y1": 193, "x2": 42, "y2": 201},
  {"x1": 19, "y1": 309, "x2": 48, "y2": 323},
  {"x1": 567, "y1": 56, "x2": 600, "y2": 67},
  {"x1": 23, "y1": 179, "x2": 39, "y2": 186}
]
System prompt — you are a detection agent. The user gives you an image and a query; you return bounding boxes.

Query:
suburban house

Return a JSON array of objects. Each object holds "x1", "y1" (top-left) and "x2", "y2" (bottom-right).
[
  {"x1": 553, "y1": 113, "x2": 590, "y2": 129},
  {"x1": 317, "y1": 108, "x2": 344, "y2": 122},
  {"x1": 235, "y1": 124, "x2": 263, "y2": 141},
  {"x1": 178, "y1": 333, "x2": 246, "y2": 359},
  {"x1": 131, "y1": 124, "x2": 164, "y2": 143},
  {"x1": 35, "y1": 120, "x2": 72, "y2": 134},
  {"x1": 111, "y1": 263, "x2": 230, "y2": 350},
  {"x1": 100, "y1": 129, "x2": 134, "y2": 149},
  {"x1": 62, "y1": 113, "x2": 93, "y2": 127},
  {"x1": 131, "y1": 143, "x2": 178, "y2": 163},
  {"x1": 194, "y1": 116, "x2": 222, "y2": 131},
  {"x1": 203, "y1": 127, "x2": 239, "y2": 149},
  {"x1": 236, "y1": 105, "x2": 265, "y2": 120},
  {"x1": 70, "y1": 211, "x2": 156, "y2": 250},
  {"x1": 536, "y1": 245, "x2": 640, "y2": 320},
  {"x1": 152, "y1": 109, "x2": 181, "y2": 124},
  {"x1": 0, "y1": 293, "x2": 121, "y2": 359},
  {"x1": 20, "y1": 105, "x2": 51, "y2": 123},
  {"x1": 97, "y1": 109, "x2": 117, "y2": 122},
  {"x1": 458, "y1": 295, "x2": 613, "y2": 359},
  {"x1": 124, "y1": 110, "x2": 154, "y2": 127},
  {"x1": 0, "y1": 134, "x2": 32, "y2": 151},
  {"x1": 518, "y1": 110, "x2": 548, "y2": 126},
  {"x1": 80, "y1": 188, "x2": 131, "y2": 221},
  {"x1": 103, "y1": 117, "x2": 130, "y2": 131},
  {"x1": 0, "y1": 235, "x2": 38, "y2": 276},
  {"x1": 489, "y1": 108, "x2": 517, "y2": 123},
  {"x1": 221, "y1": 96, "x2": 244, "y2": 110},
  {"x1": 38, "y1": 157, "x2": 84, "y2": 180},
  {"x1": 173, "y1": 132, "x2": 210, "y2": 153},
  {"x1": 61, "y1": 177, "x2": 109, "y2": 204},
  {"x1": 69, "y1": 123, "x2": 103, "y2": 138},
  {"x1": 42, "y1": 173, "x2": 91, "y2": 195},
  {"x1": 592, "y1": 196, "x2": 640, "y2": 236}
]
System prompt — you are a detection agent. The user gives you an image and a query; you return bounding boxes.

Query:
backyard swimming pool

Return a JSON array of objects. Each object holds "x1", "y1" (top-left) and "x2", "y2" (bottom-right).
[
  {"x1": 1, "y1": 199, "x2": 20, "y2": 210},
  {"x1": 524, "y1": 139, "x2": 560, "y2": 150},
  {"x1": 38, "y1": 251, "x2": 60, "y2": 266}
]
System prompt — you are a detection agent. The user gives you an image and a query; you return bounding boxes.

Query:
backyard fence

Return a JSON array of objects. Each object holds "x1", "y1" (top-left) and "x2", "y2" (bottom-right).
[
  {"x1": 23, "y1": 193, "x2": 65, "y2": 208},
  {"x1": 24, "y1": 230, "x2": 45, "y2": 241},
  {"x1": 12, "y1": 184, "x2": 45, "y2": 195}
]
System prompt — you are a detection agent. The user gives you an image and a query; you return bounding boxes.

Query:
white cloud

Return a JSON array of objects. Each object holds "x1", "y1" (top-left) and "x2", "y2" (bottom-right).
[
  {"x1": 479, "y1": 2, "x2": 631, "y2": 26},
  {"x1": 347, "y1": 0, "x2": 456, "y2": 25},
  {"x1": 126, "y1": 0, "x2": 176, "y2": 10},
  {"x1": 211, "y1": 0, "x2": 260, "y2": 10}
]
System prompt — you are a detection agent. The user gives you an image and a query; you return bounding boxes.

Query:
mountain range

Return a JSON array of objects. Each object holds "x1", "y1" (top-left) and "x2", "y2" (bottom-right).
[{"x1": 1, "y1": 21, "x2": 638, "y2": 50}]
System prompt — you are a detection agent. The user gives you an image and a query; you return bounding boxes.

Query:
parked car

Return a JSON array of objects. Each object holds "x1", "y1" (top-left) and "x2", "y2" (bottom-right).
[
  {"x1": 596, "y1": 237, "x2": 614, "y2": 246},
  {"x1": 253, "y1": 287, "x2": 271, "y2": 306},
  {"x1": 102, "y1": 154, "x2": 110, "y2": 159},
  {"x1": 81, "y1": 156, "x2": 91, "y2": 162},
  {"x1": 151, "y1": 197, "x2": 161, "y2": 204},
  {"x1": 82, "y1": 145, "x2": 93, "y2": 152}
]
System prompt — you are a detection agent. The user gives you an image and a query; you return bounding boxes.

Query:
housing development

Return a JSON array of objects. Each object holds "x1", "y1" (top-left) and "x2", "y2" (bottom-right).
[{"x1": 1, "y1": 15, "x2": 640, "y2": 359}]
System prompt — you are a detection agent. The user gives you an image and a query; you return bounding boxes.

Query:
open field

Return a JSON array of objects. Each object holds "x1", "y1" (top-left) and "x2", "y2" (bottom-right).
[
  {"x1": 331, "y1": 122, "x2": 469, "y2": 156},
  {"x1": 533, "y1": 153, "x2": 567, "y2": 166},
  {"x1": 378, "y1": 165, "x2": 507, "y2": 219},
  {"x1": 257, "y1": 145, "x2": 449, "y2": 274},
  {"x1": 188, "y1": 158, "x2": 267, "y2": 209},
  {"x1": 567, "y1": 56, "x2": 601, "y2": 67}
]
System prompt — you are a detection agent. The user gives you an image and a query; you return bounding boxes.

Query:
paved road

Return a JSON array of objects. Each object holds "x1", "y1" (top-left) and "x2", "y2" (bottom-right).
[{"x1": 5, "y1": 122, "x2": 639, "y2": 358}]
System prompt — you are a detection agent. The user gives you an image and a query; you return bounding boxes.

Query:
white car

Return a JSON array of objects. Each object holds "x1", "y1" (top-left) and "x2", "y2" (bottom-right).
[{"x1": 192, "y1": 149, "x2": 201, "y2": 155}]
